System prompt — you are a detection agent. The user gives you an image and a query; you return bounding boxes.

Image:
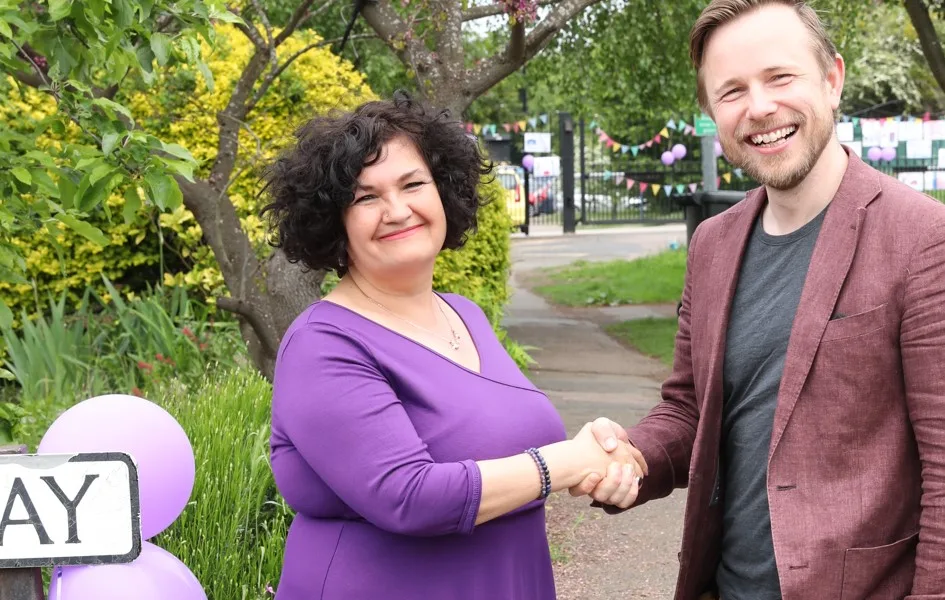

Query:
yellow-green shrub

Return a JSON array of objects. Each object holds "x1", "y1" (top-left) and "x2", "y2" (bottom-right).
[
  {"x1": 0, "y1": 25, "x2": 375, "y2": 312},
  {"x1": 2, "y1": 26, "x2": 521, "y2": 366}
]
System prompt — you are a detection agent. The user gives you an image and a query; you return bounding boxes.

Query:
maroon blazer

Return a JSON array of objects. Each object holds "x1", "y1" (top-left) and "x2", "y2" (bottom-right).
[{"x1": 628, "y1": 151, "x2": 945, "y2": 600}]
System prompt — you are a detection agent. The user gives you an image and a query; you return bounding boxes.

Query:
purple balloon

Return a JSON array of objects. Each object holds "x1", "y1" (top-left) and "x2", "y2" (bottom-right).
[
  {"x1": 672, "y1": 143, "x2": 687, "y2": 160},
  {"x1": 49, "y1": 542, "x2": 206, "y2": 600},
  {"x1": 661, "y1": 150, "x2": 675, "y2": 166},
  {"x1": 521, "y1": 154, "x2": 535, "y2": 172},
  {"x1": 714, "y1": 139, "x2": 724, "y2": 158},
  {"x1": 39, "y1": 395, "x2": 195, "y2": 540},
  {"x1": 867, "y1": 146, "x2": 883, "y2": 162},
  {"x1": 881, "y1": 146, "x2": 897, "y2": 161}
]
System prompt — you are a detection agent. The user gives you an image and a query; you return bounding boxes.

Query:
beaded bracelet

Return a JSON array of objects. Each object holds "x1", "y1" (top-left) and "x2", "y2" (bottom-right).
[{"x1": 525, "y1": 447, "x2": 551, "y2": 500}]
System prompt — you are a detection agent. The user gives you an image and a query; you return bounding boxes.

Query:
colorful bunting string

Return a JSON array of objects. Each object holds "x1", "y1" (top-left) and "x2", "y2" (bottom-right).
[
  {"x1": 592, "y1": 118, "x2": 697, "y2": 156},
  {"x1": 464, "y1": 113, "x2": 552, "y2": 136},
  {"x1": 595, "y1": 168, "x2": 746, "y2": 197}
]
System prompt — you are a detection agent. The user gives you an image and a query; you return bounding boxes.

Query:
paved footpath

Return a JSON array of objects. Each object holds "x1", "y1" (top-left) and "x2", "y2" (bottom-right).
[{"x1": 503, "y1": 225, "x2": 688, "y2": 599}]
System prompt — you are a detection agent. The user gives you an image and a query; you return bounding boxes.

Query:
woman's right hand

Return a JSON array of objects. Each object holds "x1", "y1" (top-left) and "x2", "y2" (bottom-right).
[{"x1": 566, "y1": 422, "x2": 644, "y2": 508}]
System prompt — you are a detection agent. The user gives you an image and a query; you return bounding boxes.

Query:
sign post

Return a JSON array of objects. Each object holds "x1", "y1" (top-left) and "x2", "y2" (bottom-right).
[
  {"x1": 0, "y1": 445, "x2": 141, "y2": 600},
  {"x1": 695, "y1": 113, "x2": 719, "y2": 193}
]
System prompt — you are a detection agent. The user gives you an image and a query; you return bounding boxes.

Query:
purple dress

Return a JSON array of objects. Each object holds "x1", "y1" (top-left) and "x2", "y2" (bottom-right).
[{"x1": 269, "y1": 293, "x2": 567, "y2": 600}]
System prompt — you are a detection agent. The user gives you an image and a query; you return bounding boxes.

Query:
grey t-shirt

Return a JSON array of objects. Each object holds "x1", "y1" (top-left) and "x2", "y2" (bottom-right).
[{"x1": 715, "y1": 206, "x2": 827, "y2": 600}]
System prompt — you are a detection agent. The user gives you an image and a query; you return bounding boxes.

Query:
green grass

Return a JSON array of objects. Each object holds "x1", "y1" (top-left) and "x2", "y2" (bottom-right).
[
  {"x1": 532, "y1": 248, "x2": 686, "y2": 306},
  {"x1": 604, "y1": 317, "x2": 679, "y2": 366},
  {"x1": 155, "y1": 367, "x2": 289, "y2": 600}
]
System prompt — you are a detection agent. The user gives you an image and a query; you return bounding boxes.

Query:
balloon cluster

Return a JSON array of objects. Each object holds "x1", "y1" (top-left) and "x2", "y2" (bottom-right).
[
  {"x1": 660, "y1": 144, "x2": 689, "y2": 166},
  {"x1": 40, "y1": 394, "x2": 204, "y2": 600},
  {"x1": 866, "y1": 146, "x2": 897, "y2": 162},
  {"x1": 522, "y1": 154, "x2": 534, "y2": 172}
]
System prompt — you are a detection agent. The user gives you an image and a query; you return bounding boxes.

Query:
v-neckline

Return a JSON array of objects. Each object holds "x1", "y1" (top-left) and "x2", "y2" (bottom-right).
[{"x1": 319, "y1": 292, "x2": 484, "y2": 375}]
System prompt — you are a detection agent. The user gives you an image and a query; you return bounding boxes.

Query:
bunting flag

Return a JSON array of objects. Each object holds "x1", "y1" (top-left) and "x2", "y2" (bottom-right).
[
  {"x1": 540, "y1": 113, "x2": 549, "y2": 124},
  {"x1": 722, "y1": 172, "x2": 732, "y2": 183},
  {"x1": 652, "y1": 184, "x2": 661, "y2": 196},
  {"x1": 615, "y1": 173, "x2": 625, "y2": 186},
  {"x1": 664, "y1": 186, "x2": 672, "y2": 196},
  {"x1": 518, "y1": 120, "x2": 527, "y2": 131},
  {"x1": 689, "y1": 183, "x2": 698, "y2": 193},
  {"x1": 528, "y1": 117, "x2": 538, "y2": 128},
  {"x1": 626, "y1": 178, "x2": 636, "y2": 190},
  {"x1": 612, "y1": 143, "x2": 622, "y2": 153},
  {"x1": 639, "y1": 183, "x2": 649, "y2": 194},
  {"x1": 666, "y1": 119, "x2": 677, "y2": 131},
  {"x1": 716, "y1": 177, "x2": 722, "y2": 188},
  {"x1": 503, "y1": 123, "x2": 512, "y2": 132},
  {"x1": 733, "y1": 168, "x2": 743, "y2": 179},
  {"x1": 659, "y1": 128, "x2": 670, "y2": 138},
  {"x1": 630, "y1": 147, "x2": 639, "y2": 157},
  {"x1": 676, "y1": 184, "x2": 685, "y2": 195},
  {"x1": 591, "y1": 118, "x2": 697, "y2": 157},
  {"x1": 473, "y1": 124, "x2": 482, "y2": 135},
  {"x1": 677, "y1": 120, "x2": 688, "y2": 131},
  {"x1": 654, "y1": 135, "x2": 662, "y2": 144}
]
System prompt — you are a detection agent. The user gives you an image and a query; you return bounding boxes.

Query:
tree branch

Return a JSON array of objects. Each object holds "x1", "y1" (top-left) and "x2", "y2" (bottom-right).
[
  {"x1": 234, "y1": 17, "x2": 267, "y2": 50},
  {"x1": 275, "y1": 0, "x2": 336, "y2": 46},
  {"x1": 361, "y1": 0, "x2": 433, "y2": 76},
  {"x1": 215, "y1": 296, "x2": 279, "y2": 357},
  {"x1": 904, "y1": 0, "x2": 945, "y2": 98},
  {"x1": 462, "y1": 0, "x2": 559, "y2": 22},
  {"x1": 249, "y1": 0, "x2": 277, "y2": 69},
  {"x1": 465, "y1": 0, "x2": 601, "y2": 108},
  {"x1": 245, "y1": 33, "x2": 375, "y2": 114}
]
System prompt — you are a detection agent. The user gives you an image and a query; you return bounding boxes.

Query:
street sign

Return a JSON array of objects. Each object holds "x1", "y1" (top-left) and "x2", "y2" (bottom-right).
[
  {"x1": 0, "y1": 452, "x2": 140, "y2": 568},
  {"x1": 694, "y1": 113, "x2": 717, "y2": 137}
]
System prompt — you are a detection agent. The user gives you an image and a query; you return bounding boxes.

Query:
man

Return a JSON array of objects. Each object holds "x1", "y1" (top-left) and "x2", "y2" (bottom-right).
[{"x1": 574, "y1": 1, "x2": 945, "y2": 598}]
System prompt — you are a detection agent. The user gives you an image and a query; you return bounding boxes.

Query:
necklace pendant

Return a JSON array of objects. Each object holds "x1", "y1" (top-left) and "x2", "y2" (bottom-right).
[{"x1": 449, "y1": 339, "x2": 460, "y2": 351}]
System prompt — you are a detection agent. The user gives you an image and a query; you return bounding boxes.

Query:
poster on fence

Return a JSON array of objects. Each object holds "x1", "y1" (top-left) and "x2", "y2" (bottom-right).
[
  {"x1": 906, "y1": 139, "x2": 933, "y2": 159},
  {"x1": 836, "y1": 122, "x2": 855, "y2": 142},
  {"x1": 523, "y1": 132, "x2": 552, "y2": 153},
  {"x1": 897, "y1": 171, "x2": 924, "y2": 191}
]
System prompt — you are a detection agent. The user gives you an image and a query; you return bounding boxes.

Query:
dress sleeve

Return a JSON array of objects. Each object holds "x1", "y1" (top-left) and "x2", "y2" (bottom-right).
[{"x1": 271, "y1": 322, "x2": 482, "y2": 537}]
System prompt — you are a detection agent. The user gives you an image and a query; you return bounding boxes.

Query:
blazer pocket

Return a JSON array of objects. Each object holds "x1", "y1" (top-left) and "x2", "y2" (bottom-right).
[
  {"x1": 840, "y1": 531, "x2": 918, "y2": 600},
  {"x1": 822, "y1": 303, "x2": 888, "y2": 343}
]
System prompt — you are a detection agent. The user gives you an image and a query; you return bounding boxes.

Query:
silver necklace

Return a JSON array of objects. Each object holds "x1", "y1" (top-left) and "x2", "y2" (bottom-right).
[{"x1": 349, "y1": 276, "x2": 462, "y2": 351}]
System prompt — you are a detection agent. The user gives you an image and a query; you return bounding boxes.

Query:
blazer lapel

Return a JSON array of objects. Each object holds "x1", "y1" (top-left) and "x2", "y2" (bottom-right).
[
  {"x1": 768, "y1": 153, "x2": 882, "y2": 459},
  {"x1": 703, "y1": 190, "x2": 766, "y2": 414}
]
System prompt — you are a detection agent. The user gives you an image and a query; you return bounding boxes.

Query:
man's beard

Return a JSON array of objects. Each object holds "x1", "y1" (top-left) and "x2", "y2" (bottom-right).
[{"x1": 721, "y1": 108, "x2": 833, "y2": 191}]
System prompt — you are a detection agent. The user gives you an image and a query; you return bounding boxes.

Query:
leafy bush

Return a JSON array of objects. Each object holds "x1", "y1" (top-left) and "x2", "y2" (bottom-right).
[
  {"x1": 0, "y1": 283, "x2": 245, "y2": 447},
  {"x1": 0, "y1": 25, "x2": 375, "y2": 316},
  {"x1": 154, "y1": 367, "x2": 287, "y2": 600}
]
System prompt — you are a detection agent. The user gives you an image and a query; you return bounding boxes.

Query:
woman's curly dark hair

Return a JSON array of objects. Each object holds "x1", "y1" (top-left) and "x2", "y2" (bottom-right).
[{"x1": 259, "y1": 91, "x2": 494, "y2": 276}]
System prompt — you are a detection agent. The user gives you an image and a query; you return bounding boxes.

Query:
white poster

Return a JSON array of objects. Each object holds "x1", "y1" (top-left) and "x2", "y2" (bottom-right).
[
  {"x1": 845, "y1": 141, "x2": 862, "y2": 158},
  {"x1": 861, "y1": 120, "x2": 882, "y2": 147},
  {"x1": 531, "y1": 155, "x2": 560, "y2": 177},
  {"x1": 925, "y1": 171, "x2": 938, "y2": 192},
  {"x1": 836, "y1": 122, "x2": 855, "y2": 142},
  {"x1": 937, "y1": 148, "x2": 945, "y2": 167},
  {"x1": 925, "y1": 120, "x2": 945, "y2": 140},
  {"x1": 523, "y1": 132, "x2": 552, "y2": 153},
  {"x1": 898, "y1": 120, "x2": 925, "y2": 142},
  {"x1": 880, "y1": 121, "x2": 900, "y2": 148},
  {"x1": 906, "y1": 139, "x2": 933, "y2": 159},
  {"x1": 897, "y1": 171, "x2": 924, "y2": 191}
]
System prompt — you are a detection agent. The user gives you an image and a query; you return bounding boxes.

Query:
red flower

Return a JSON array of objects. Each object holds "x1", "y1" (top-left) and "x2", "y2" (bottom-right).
[
  {"x1": 131, "y1": 387, "x2": 143, "y2": 397},
  {"x1": 199, "y1": 342, "x2": 208, "y2": 351},
  {"x1": 137, "y1": 361, "x2": 153, "y2": 372},
  {"x1": 182, "y1": 327, "x2": 195, "y2": 339}
]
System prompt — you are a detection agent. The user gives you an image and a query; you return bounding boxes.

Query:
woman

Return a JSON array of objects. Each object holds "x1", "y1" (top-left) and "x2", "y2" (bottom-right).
[{"x1": 262, "y1": 92, "x2": 641, "y2": 600}]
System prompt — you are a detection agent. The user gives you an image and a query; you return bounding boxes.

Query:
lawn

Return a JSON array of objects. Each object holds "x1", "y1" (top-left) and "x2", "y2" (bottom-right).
[
  {"x1": 604, "y1": 318, "x2": 679, "y2": 367},
  {"x1": 532, "y1": 247, "x2": 686, "y2": 306}
]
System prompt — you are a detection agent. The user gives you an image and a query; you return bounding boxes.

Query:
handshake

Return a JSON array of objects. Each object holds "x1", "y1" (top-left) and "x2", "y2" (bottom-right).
[{"x1": 565, "y1": 417, "x2": 648, "y2": 510}]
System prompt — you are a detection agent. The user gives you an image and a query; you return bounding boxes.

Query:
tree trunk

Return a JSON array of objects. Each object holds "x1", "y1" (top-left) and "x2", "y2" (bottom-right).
[
  {"x1": 905, "y1": 0, "x2": 945, "y2": 97},
  {"x1": 179, "y1": 178, "x2": 323, "y2": 381}
]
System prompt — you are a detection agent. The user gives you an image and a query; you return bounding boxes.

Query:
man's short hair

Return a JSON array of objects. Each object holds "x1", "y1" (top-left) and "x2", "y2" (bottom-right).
[{"x1": 689, "y1": 0, "x2": 837, "y2": 112}]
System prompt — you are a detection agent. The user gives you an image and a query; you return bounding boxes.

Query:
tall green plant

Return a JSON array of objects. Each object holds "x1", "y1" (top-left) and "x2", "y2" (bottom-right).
[{"x1": 154, "y1": 368, "x2": 289, "y2": 600}]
